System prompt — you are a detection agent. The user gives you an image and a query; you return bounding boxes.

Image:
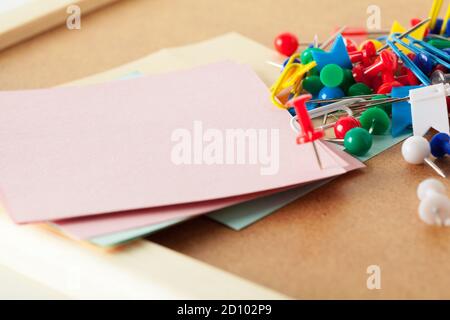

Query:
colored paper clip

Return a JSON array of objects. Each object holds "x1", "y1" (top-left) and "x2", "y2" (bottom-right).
[
  {"x1": 386, "y1": 39, "x2": 431, "y2": 85},
  {"x1": 392, "y1": 34, "x2": 450, "y2": 69},
  {"x1": 405, "y1": 35, "x2": 450, "y2": 63},
  {"x1": 270, "y1": 56, "x2": 317, "y2": 109},
  {"x1": 290, "y1": 98, "x2": 364, "y2": 132}
]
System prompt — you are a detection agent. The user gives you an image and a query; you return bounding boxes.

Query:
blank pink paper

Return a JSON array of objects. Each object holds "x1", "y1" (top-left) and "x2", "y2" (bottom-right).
[
  {"x1": 54, "y1": 141, "x2": 364, "y2": 240},
  {"x1": 0, "y1": 61, "x2": 347, "y2": 223}
]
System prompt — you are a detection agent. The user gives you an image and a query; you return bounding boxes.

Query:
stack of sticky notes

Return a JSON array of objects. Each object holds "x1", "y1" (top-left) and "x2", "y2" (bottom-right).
[
  {"x1": 0, "y1": 60, "x2": 363, "y2": 246},
  {"x1": 0, "y1": 35, "x2": 369, "y2": 247}
]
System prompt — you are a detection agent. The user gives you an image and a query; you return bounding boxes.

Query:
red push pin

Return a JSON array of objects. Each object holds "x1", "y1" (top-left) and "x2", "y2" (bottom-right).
[
  {"x1": 343, "y1": 37, "x2": 358, "y2": 53},
  {"x1": 396, "y1": 55, "x2": 419, "y2": 86},
  {"x1": 364, "y1": 50, "x2": 397, "y2": 77},
  {"x1": 274, "y1": 32, "x2": 299, "y2": 56},
  {"x1": 397, "y1": 68, "x2": 420, "y2": 86},
  {"x1": 378, "y1": 66, "x2": 403, "y2": 94},
  {"x1": 364, "y1": 50, "x2": 402, "y2": 94},
  {"x1": 349, "y1": 41, "x2": 377, "y2": 66},
  {"x1": 371, "y1": 75, "x2": 384, "y2": 93},
  {"x1": 352, "y1": 64, "x2": 373, "y2": 87},
  {"x1": 287, "y1": 94, "x2": 325, "y2": 169}
]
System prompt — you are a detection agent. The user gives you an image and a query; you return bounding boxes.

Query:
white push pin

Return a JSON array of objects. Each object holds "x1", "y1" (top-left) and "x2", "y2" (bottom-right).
[
  {"x1": 401, "y1": 136, "x2": 447, "y2": 178},
  {"x1": 417, "y1": 178, "x2": 450, "y2": 226}
]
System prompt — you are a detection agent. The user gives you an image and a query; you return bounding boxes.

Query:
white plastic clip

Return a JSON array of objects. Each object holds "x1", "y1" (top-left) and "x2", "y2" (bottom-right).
[{"x1": 409, "y1": 83, "x2": 450, "y2": 137}]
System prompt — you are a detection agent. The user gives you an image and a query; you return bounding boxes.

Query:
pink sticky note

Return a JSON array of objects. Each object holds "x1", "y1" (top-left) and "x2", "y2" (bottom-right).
[
  {"x1": 54, "y1": 141, "x2": 364, "y2": 240},
  {"x1": 54, "y1": 185, "x2": 298, "y2": 239},
  {"x1": 0, "y1": 61, "x2": 347, "y2": 223},
  {"x1": 54, "y1": 142, "x2": 364, "y2": 240}
]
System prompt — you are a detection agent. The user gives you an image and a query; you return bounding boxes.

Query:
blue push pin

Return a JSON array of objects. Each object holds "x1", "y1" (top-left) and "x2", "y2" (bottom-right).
[
  {"x1": 430, "y1": 132, "x2": 450, "y2": 158},
  {"x1": 446, "y1": 21, "x2": 450, "y2": 37},
  {"x1": 413, "y1": 52, "x2": 435, "y2": 75},
  {"x1": 318, "y1": 87, "x2": 345, "y2": 100},
  {"x1": 431, "y1": 18, "x2": 444, "y2": 35},
  {"x1": 282, "y1": 57, "x2": 301, "y2": 68}
]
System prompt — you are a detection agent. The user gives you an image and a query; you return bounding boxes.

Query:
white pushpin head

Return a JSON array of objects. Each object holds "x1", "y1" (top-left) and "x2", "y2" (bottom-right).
[
  {"x1": 418, "y1": 193, "x2": 450, "y2": 226},
  {"x1": 402, "y1": 136, "x2": 430, "y2": 164},
  {"x1": 417, "y1": 178, "x2": 446, "y2": 200},
  {"x1": 417, "y1": 178, "x2": 450, "y2": 226},
  {"x1": 402, "y1": 136, "x2": 446, "y2": 178}
]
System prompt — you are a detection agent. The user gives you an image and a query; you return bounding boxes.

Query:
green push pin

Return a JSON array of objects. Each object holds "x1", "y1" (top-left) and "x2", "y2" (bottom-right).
[
  {"x1": 300, "y1": 47, "x2": 324, "y2": 64},
  {"x1": 427, "y1": 39, "x2": 450, "y2": 49},
  {"x1": 308, "y1": 67, "x2": 320, "y2": 76},
  {"x1": 348, "y1": 82, "x2": 372, "y2": 96},
  {"x1": 320, "y1": 64, "x2": 344, "y2": 88},
  {"x1": 303, "y1": 75, "x2": 324, "y2": 95},
  {"x1": 343, "y1": 107, "x2": 390, "y2": 156},
  {"x1": 340, "y1": 68, "x2": 356, "y2": 94},
  {"x1": 359, "y1": 107, "x2": 390, "y2": 135},
  {"x1": 370, "y1": 95, "x2": 392, "y2": 116},
  {"x1": 301, "y1": 48, "x2": 323, "y2": 75},
  {"x1": 344, "y1": 127, "x2": 373, "y2": 156}
]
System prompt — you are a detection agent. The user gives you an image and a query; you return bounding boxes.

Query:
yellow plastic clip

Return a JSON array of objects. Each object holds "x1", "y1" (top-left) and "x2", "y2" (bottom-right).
[
  {"x1": 440, "y1": 4, "x2": 450, "y2": 35},
  {"x1": 429, "y1": 0, "x2": 444, "y2": 31},
  {"x1": 270, "y1": 57, "x2": 317, "y2": 109}
]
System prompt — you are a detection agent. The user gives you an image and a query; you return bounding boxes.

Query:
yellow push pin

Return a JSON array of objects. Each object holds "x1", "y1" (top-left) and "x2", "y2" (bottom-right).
[
  {"x1": 429, "y1": 0, "x2": 444, "y2": 31},
  {"x1": 440, "y1": 4, "x2": 450, "y2": 36}
]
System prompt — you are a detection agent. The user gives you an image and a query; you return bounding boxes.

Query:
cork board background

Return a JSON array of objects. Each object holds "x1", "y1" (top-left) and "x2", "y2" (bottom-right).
[{"x1": 1, "y1": 0, "x2": 449, "y2": 299}]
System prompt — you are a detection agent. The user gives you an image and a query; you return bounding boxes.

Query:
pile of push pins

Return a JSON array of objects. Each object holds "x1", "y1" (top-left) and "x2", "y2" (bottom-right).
[{"x1": 270, "y1": 0, "x2": 450, "y2": 226}]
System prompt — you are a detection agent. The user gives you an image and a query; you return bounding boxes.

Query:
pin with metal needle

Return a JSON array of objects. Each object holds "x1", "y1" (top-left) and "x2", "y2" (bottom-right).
[
  {"x1": 377, "y1": 17, "x2": 431, "y2": 53},
  {"x1": 402, "y1": 136, "x2": 447, "y2": 178},
  {"x1": 287, "y1": 94, "x2": 325, "y2": 169}
]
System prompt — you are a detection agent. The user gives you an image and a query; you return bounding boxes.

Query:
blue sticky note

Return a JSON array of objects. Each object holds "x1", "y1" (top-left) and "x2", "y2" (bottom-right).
[
  {"x1": 391, "y1": 86, "x2": 421, "y2": 137},
  {"x1": 311, "y1": 35, "x2": 352, "y2": 70}
]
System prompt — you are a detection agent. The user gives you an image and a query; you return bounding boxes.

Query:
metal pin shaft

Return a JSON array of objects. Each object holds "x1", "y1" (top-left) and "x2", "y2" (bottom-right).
[
  {"x1": 424, "y1": 157, "x2": 447, "y2": 178},
  {"x1": 320, "y1": 26, "x2": 347, "y2": 50},
  {"x1": 377, "y1": 18, "x2": 431, "y2": 53},
  {"x1": 311, "y1": 141, "x2": 323, "y2": 169}
]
